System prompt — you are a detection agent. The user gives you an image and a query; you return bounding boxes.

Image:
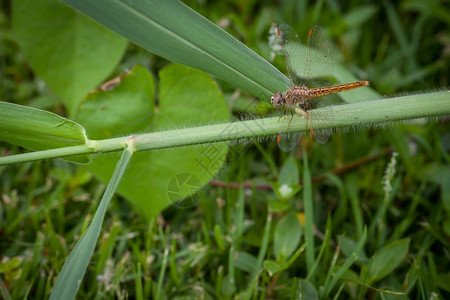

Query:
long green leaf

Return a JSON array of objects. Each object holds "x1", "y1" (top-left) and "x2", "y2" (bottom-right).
[
  {"x1": 60, "y1": 0, "x2": 291, "y2": 100},
  {"x1": 367, "y1": 238, "x2": 410, "y2": 283},
  {"x1": 0, "y1": 101, "x2": 88, "y2": 163},
  {"x1": 0, "y1": 102, "x2": 86, "y2": 148}
]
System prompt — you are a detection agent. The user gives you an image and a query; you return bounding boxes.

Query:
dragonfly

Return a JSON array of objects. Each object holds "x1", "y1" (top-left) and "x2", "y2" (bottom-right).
[{"x1": 271, "y1": 24, "x2": 369, "y2": 151}]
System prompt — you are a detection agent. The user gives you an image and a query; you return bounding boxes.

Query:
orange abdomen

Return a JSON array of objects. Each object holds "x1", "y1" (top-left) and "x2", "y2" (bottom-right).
[{"x1": 310, "y1": 81, "x2": 369, "y2": 98}]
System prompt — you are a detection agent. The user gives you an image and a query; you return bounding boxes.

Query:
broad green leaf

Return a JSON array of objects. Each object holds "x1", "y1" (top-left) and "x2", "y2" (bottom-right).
[
  {"x1": 339, "y1": 236, "x2": 368, "y2": 263},
  {"x1": 272, "y1": 156, "x2": 301, "y2": 200},
  {"x1": 426, "y1": 165, "x2": 450, "y2": 211},
  {"x1": 12, "y1": 0, "x2": 127, "y2": 116},
  {"x1": 263, "y1": 260, "x2": 285, "y2": 275},
  {"x1": 0, "y1": 101, "x2": 88, "y2": 163},
  {"x1": 279, "y1": 156, "x2": 300, "y2": 185},
  {"x1": 367, "y1": 238, "x2": 410, "y2": 283},
  {"x1": 264, "y1": 243, "x2": 306, "y2": 275},
  {"x1": 0, "y1": 257, "x2": 22, "y2": 281},
  {"x1": 299, "y1": 279, "x2": 319, "y2": 300},
  {"x1": 274, "y1": 212, "x2": 302, "y2": 262},
  {"x1": 214, "y1": 225, "x2": 225, "y2": 251},
  {"x1": 234, "y1": 251, "x2": 257, "y2": 273},
  {"x1": 436, "y1": 273, "x2": 450, "y2": 292},
  {"x1": 221, "y1": 273, "x2": 237, "y2": 297},
  {"x1": 268, "y1": 200, "x2": 292, "y2": 212},
  {"x1": 76, "y1": 64, "x2": 229, "y2": 219},
  {"x1": 343, "y1": 5, "x2": 378, "y2": 28}
]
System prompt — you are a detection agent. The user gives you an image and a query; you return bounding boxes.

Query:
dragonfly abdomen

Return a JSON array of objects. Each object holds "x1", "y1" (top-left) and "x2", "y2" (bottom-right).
[{"x1": 309, "y1": 80, "x2": 369, "y2": 97}]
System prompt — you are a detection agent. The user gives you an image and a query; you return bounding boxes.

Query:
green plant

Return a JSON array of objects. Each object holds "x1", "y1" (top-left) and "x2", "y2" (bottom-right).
[{"x1": 1, "y1": 0, "x2": 449, "y2": 299}]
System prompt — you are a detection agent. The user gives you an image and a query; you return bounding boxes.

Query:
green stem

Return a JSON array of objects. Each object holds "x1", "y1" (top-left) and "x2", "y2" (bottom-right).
[{"x1": 1, "y1": 90, "x2": 449, "y2": 166}]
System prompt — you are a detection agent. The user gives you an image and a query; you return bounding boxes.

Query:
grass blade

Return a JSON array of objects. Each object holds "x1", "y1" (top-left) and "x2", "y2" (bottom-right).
[
  {"x1": 321, "y1": 227, "x2": 368, "y2": 298},
  {"x1": 49, "y1": 139, "x2": 135, "y2": 300},
  {"x1": 302, "y1": 150, "x2": 315, "y2": 273}
]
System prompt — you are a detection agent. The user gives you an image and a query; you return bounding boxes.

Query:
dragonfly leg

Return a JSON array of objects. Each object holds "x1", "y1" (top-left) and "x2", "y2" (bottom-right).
[
  {"x1": 278, "y1": 107, "x2": 287, "y2": 121},
  {"x1": 305, "y1": 112, "x2": 315, "y2": 136},
  {"x1": 294, "y1": 106, "x2": 307, "y2": 118},
  {"x1": 287, "y1": 107, "x2": 294, "y2": 127}
]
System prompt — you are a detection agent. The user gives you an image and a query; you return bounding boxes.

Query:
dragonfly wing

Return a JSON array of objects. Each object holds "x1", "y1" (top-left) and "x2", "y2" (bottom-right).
[
  {"x1": 277, "y1": 106, "x2": 303, "y2": 151},
  {"x1": 307, "y1": 105, "x2": 334, "y2": 144},
  {"x1": 304, "y1": 25, "x2": 333, "y2": 88},
  {"x1": 313, "y1": 128, "x2": 331, "y2": 144},
  {"x1": 277, "y1": 24, "x2": 307, "y2": 86},
  {"x1": 278, "y1": 131, "x2": 303, "y2": 152}
]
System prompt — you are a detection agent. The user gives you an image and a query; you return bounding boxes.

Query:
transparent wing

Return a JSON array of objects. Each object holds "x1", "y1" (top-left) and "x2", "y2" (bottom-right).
[
  {"x1": 304, "y1": 25, "x2": 333, "y2": 88},
  {"x1": 312, "y1": 127, "x2": 331, "y2": 144},
  {"x1": 302, "y1": 25, "x2": 334, "y2": 144},
  {"x1": 276, "y1": 105, "x2": 303, "y2": 152},
  {"x1": 276, "y1": 24, "x2": 305, "y2": 86},
  {"x1": 305, "y1": 106, "x2": 334, "y2": 144},
  {"x1": 277, "y1": 24, "x2": 333, "y2": 88},
  {"x1": 278, "y1": 131, "x2": 303, "y2": 152},
  {"x1": 276, "y1": 104, "x2": 333, "y2": 149}
]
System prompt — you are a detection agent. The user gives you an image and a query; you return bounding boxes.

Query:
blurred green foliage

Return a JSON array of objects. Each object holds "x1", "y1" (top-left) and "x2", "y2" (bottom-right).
[{"x1": 1, "y1": 0, "x2": 449, "y2": 299}]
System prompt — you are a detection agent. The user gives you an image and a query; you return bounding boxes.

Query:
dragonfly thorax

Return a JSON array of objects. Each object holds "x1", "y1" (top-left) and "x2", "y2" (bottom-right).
[
  {"x1": 271, "y1": 85, "x2": 311, "y2": 108},
  {"x1": 284, "y1": 85, "x2": 311, "y2": 106}
]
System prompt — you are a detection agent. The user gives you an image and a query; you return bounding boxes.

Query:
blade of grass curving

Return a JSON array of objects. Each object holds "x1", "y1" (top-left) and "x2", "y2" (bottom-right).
[
  {"x1": 228, "y1": 246, "x2": 236, "y2": 295},
  {"x1": 1, "y1": 90, "x2": 449, "y2": 166},
  {"x1": 134, "y1": 263, "x2": 143, "y2": 300},
  {"x1": 321, "y1": 227, "x2": 367, "y2": 299},
  {"x1": 249, "y1": 212, "x2": 272, "y2": 285},
  {"x1": 346, "y1": 174, "x2": 364, "y2": 238},
  {"x1": 382, "y1": 0, "x2": 418, "y2": 71},
  {"x1": 49, "y1": 139, "x2": 135, "y2": 300},
  {"x1": 60, "y1": 0, "x2": 291, "y2": 100},
  {"x1": 306, "y1": 215, "x2": 332, "y2": 281},
  {"x1": 227, "y1": 186, "x2": 245, "y2": 292},
  {"x1": 331, "y1": 284, "x2": 346, "y2": 300},
  {"x1": 0, "y1": 278, "x2": 12, "y2": 300},
  {"x1": 302, "y1": 150, "x2": 315, "y2": 273},
  {"x1": 155, "y1": 248, "x2": 169, "y2": 300}
]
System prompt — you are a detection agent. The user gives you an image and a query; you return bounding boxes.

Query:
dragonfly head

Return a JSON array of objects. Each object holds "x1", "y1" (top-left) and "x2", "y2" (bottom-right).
[{"x1": 271, "y1": 92, "x2": 285, "y2": 107}]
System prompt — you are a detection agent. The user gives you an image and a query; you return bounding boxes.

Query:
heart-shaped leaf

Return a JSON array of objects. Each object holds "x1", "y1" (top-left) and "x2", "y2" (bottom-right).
[
  {"x1": 76, "y1": 64, "x2": 229, "y2": 219},
  {"x1": 12, "y1": 0, "x2": 127, "y2": 116}
]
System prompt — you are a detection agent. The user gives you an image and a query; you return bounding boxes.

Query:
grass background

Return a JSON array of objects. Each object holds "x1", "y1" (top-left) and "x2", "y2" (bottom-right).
[{"x1": 1, "y1": 0, "x2": 449, "y2": 299}]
